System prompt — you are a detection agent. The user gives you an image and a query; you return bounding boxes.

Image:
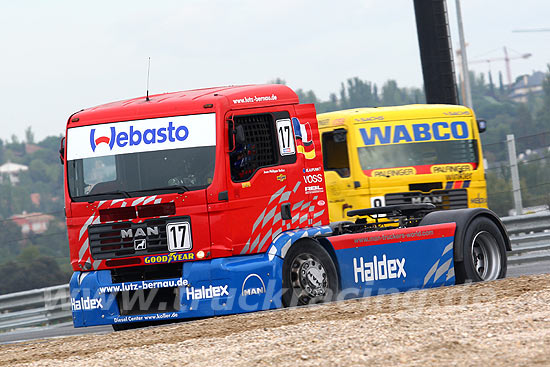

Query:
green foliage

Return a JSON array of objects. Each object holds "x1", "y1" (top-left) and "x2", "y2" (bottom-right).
[
  {"x1": 285, "y1": 76, "x2": 425, "y2": 114},
  {"x1": 485, "y1": 170, "x2": 513, "y2": 217},
  {"x1": 0, "y1": 133, "x2": 69, "y2": 293},
  {"x1": 25, "y1": 127, "x2": 35, "y2": 144},
  {"x1": 0, "y1": 219, "x2": 25, "y2": 261},
  {"x1": 0, "y1": 253, "x2": 71, "y2": 295}
]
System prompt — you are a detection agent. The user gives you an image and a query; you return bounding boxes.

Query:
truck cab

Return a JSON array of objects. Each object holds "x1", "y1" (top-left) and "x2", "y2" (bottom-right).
[
  {"x1": 62, "y1": 85, "x2": 329, "y2": 325},
  {"x1": 317, "y1": 105, "x2": 488, "y2": 222}
]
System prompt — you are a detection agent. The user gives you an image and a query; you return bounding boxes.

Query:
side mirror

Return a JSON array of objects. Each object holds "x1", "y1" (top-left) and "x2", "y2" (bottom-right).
[
  {"x1": 235, "y1": 125, "x2": 246, "y2": 145},
  {"x1": 476, "y1": 119, "x2": 487, "y2": 133},
  {"x1": 333, "y1": 128, "x2": 347, "y2": 143},
  {"x1": 59, "y1": 137, "x2": 65, "y2": 165}
]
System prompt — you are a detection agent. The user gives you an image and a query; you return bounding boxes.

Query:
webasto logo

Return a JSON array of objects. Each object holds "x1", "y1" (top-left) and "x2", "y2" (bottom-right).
[{"x1": 90, "y1": 121, "x2": 189, "y2": 152}]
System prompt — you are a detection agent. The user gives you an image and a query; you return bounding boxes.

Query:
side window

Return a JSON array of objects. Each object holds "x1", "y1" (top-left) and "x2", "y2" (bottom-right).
[
  {"x1": 322, "y1": 129, "x2": 350, "y2": 178},
  {"x1": 229, "y1": 114, "x2": 278, "y2": 182}
]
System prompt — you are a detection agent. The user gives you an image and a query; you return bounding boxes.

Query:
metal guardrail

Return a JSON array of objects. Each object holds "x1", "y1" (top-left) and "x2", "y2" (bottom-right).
[
  {"x1": 0, "y1": 213, "x2": 548, "y2": 333},
  {"x1": 0, "y1": 284, "x2": 71, "y2": 332},
  {"x1": 502, "y1": 212, "x2": 550, "y2": 265}
]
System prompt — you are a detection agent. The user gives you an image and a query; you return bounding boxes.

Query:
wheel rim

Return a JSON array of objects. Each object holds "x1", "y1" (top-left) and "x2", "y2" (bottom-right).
[
  {"x1": 470, "y1": 230, "x2": 501, "y2": 280},
  {"x1": 289, "y1": 253, "x2": 328, "y2": 303}
]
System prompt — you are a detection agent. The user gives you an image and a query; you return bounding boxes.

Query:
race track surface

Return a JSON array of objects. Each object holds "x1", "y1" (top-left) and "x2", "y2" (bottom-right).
[{"x1": 1, "y1": 273, "x2": 549, "y2": 367}]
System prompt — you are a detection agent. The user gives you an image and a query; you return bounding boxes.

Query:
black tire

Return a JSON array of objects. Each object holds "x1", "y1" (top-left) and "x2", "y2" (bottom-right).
[
  {"x1": 112, "y1": 323, "x2": 139, "y2": 331},
  {"x1": 112, "y1": 321, "x2": 155, "y2": 331},
  {"x1": 455, "y1": 216, "x2": 507, "y2": 283},
  {"x1": 282, "y1": 240, "x2": 339, "y2": 307}
]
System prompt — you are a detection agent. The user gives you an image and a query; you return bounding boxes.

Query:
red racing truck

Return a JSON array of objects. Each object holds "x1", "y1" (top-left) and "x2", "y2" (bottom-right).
[{"x1": 60, "y1": 84, "x2": 509, "y2": 329}]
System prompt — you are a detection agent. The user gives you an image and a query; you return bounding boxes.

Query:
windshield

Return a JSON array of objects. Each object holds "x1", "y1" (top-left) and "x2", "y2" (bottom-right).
[
  {"x1": 66, "y1": 113, "x2": 216, "y2": 201},
  {"x1": 68, "y1": 146, "x2": 216, "y2": 200},
  {"x1": 357, "y1": 139, "x2": 478, "y2": 173}
]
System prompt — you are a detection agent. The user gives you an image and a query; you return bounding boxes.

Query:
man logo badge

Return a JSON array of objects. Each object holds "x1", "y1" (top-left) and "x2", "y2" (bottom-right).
[{"x1": 134, "y1": 239, "x2": 147, "y2": 251}]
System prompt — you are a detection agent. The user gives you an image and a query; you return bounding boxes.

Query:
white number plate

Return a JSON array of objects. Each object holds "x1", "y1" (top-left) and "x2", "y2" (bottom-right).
[
  {"x1": 166, "y1": 221, "x2": 192, "y2": 252},
  {"x1": 276, "y1": 118, "x2": 296, "y2": 156}
]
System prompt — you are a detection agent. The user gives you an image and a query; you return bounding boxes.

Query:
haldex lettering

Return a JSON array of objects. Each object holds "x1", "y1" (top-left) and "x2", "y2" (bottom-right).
[
  {"x1": 186, "y1": 285, "x2": 229, "y2": 300},
  {"x1": 353, "y1": 255, "x2": 406, "y2": 283},
  {"x1": 71, "y1": 297, "x2": 103, "y2": 311}
]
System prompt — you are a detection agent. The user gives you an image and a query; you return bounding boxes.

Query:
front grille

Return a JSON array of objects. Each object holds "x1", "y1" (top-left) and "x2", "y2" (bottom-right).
[
  {"x1": 385, "y1": 189, "x2": 468, "y2": 210},
  {"x1": 89, "y1": 217, "x2": 180, "y2": 260}
]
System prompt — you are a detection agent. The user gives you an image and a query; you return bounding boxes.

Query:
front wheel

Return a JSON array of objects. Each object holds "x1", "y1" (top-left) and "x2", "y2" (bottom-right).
[
  {"x1": 282, "y1": 240, "x2": 339, "y2": 307},
  {"x1": 455, "y1": 217, "x2": 507, "y2": 283}
]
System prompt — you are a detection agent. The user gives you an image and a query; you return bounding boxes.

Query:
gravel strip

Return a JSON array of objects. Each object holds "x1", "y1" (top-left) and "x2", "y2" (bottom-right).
[{"x1": 1, "y1": 274, "x2": 549, "y2": 367}]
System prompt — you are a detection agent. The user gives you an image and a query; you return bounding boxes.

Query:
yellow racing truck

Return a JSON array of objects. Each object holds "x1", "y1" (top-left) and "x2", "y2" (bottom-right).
[{"x1": 318, "y1": 104, "x2": 488, "y2": 221}]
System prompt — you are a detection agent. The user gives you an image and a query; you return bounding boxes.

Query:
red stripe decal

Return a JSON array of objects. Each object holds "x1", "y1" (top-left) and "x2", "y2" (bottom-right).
[{"x1": 329, "y1": 223, "x2": 456, "y2": 251}]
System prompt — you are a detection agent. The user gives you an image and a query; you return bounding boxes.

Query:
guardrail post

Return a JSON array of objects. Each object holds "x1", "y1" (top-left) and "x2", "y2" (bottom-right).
[{"x1": 507, "y1": 134, "x2": 523, "y2": 215}]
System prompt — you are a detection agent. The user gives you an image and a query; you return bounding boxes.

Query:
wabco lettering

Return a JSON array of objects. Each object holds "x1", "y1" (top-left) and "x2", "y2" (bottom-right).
[
  {"x1": 90, "y1": 121, "x2": 188, "y2": 152},
  {"x1": 353, "y1": 255, "x2": 406, "y2": 282},
  {"x1": 359, "y1": 121, "x2": 470, "y2": 146}
]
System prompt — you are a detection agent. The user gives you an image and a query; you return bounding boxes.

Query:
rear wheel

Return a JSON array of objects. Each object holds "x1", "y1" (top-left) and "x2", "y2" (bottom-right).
[
  {"x1": 455, "y1": 217, "x2": 507, "y2": 283},
  {"x1": 282, "y1": 240, "x2": 339, "y2": 307}
]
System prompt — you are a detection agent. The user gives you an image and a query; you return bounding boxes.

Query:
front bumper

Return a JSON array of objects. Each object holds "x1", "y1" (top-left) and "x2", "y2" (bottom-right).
[{"x1": 69, "y1": 253, "x2": 283, "y2": 327}]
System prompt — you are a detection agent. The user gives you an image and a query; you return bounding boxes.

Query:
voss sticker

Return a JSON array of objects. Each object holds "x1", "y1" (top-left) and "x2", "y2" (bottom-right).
[
  {"x1": 276, "y1": 119, "x2": 296, "y2": 156},
  {"x1": 303, "y1": 174, "x2": 323, "y2": 184}
]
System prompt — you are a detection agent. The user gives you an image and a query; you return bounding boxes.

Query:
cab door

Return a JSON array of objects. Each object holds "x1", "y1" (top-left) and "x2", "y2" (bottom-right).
[
  {"x1": 220, "y1": 108, "x2": 301, "y2": 255},
  {"x1": 321, "y1": 128, "x2": 357, "y2": 221}
]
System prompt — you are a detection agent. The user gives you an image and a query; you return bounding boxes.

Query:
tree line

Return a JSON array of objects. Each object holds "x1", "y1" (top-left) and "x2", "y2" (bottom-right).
[{"x1": 0, "y1": 68, "x2": 549, "y2": 293}]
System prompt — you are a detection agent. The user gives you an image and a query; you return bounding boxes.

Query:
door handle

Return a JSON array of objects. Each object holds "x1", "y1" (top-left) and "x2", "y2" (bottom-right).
[{"x1": 281, "y1": 203, "x2": 292, "y2": 220}]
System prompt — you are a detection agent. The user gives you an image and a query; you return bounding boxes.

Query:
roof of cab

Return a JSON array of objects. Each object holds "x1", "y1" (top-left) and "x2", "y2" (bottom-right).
[
  {"x1": 68, "y1": 84, "x2": 299, "y2": 128},
  {"x1": 317, "y1": 104, "x2": 473, "y2": 128}
]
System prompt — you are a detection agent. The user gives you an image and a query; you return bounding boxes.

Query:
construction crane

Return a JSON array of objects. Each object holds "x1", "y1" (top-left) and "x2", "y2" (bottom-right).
[{"x1": 469, "y1": 47, "x2": 532, "y2": 87}]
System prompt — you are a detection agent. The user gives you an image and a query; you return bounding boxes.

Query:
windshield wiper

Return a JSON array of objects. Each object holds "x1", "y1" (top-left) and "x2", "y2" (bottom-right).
[
  {"x1": 130, "y1": 185, "x2": 191, "y2": 195},
  {"x1": 83, "y1": 190, "x2": 131, "y2": 200}
]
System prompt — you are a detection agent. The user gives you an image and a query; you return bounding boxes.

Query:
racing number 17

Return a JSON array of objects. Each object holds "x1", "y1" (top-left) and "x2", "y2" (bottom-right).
[
  {"x1": 167, "y1": 222, "x2": 192, "y2": 252},
  {"x1": 276, "y1": 118, "x2": 296, "y2": 156}
]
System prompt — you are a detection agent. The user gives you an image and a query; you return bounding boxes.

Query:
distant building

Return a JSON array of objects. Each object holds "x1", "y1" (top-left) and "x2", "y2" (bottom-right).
[
  {"x1": 30, "y1": 193, "x2": 41, "y2": 207},
  {"x1": 25, "y1": 143, "x2": 43, "y2": 155},
  {"x1": 509, "y1": 71, "x2": 545, "y2": 103},
  {"x1": 9, "y1": 212, "x2": 55, "y2": 235},
  {"x1": 0, "y1": 162, "x2": 29, "y2": 184}
]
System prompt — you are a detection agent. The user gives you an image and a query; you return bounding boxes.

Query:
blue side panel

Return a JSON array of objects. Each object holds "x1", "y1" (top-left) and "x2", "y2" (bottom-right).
[
  {"x1": 69, "y1": 225, "x2": 456, "y2": 328},
  {"x1": 266, "y1": 225, "x2": 333, "y2": 260},
  {"x1": 69, "y1": 253, "x2": 284, "y2": 327},
  {"x1": 333, "y1": 237, "x2": 455, "y2": 297}
]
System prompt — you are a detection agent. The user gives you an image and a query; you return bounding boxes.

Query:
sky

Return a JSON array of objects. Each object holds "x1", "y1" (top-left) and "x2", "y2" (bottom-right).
[{"x1": 0, "y1": 0, "x2": 549, "y2": 141}]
